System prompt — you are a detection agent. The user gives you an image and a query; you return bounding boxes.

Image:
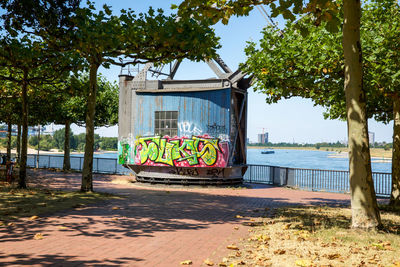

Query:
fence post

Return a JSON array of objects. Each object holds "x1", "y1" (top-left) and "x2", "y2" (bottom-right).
[
  {"x1": 271, "y1": 166, "x2": 275, "y2": 184},
  {"x1": 311, "y1": 170, "x2": 315, "y2": 191},
  {"x1": 249, "y1": 165, "x2": 252, "y2": 183},
  {"x1": 115, "y1": 159, "x2": 118, "y2": 174},
  {"x1": 96, "y1": 158, "x2": 99, "y2": 173},
  {"x1": 285, "y1": 167, "x2": 289, "y2": 185},
  {"x1": 79, "y1": 158, "x2": 82, "y2": 171}
]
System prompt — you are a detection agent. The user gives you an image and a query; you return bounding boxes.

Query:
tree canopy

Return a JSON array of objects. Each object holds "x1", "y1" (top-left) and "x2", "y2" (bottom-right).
[
  {"x1": 242, "y1": 0, "x2": 400, "y2": 206},
  {"x1": 1, "y1": 1, "x2": 221, "y2": 192}
]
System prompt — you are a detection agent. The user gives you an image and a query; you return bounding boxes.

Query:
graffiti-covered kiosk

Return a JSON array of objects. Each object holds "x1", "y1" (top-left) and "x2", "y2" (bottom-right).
[{"x1": 118, "y1": 58, "x2": 250, "y2": 184}]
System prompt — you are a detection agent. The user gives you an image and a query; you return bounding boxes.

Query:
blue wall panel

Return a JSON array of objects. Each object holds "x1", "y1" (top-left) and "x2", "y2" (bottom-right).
[{"x1": 133, "y1": 88, "x2": 231, "y2": 139}]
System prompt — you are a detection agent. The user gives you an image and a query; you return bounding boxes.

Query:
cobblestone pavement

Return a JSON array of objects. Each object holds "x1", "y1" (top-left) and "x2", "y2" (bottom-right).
[{"x1": 0, "y1": 169, "x2": 351, "y2": 266}]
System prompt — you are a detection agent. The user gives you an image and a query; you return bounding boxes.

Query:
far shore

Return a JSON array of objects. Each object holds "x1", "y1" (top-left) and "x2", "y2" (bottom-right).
[{"x1": 248, "y1": 146, "x2": 393, "y2": 160}]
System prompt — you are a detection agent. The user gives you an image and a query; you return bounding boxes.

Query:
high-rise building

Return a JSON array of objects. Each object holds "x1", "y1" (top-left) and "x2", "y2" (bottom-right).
[
  {"x1": 257, "y1": 133, "x2": 269, "y2": 144},
  {"x1": 368, "y1": 131, "x2": 375, "y2": 146}
]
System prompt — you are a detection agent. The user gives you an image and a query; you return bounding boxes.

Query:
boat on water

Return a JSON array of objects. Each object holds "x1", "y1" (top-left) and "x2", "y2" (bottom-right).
[{"x1": 261, "y1": 150, "x2": 275, "y2": 154}]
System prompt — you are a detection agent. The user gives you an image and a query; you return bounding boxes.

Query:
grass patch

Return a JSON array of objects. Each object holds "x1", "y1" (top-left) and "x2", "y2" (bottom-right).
[
  {"x1": 219, "y1": 206, "x2": 400, "y2": 267},
  {"x1": 0, "y1": 182, "x2": 120, "y2": 224}
]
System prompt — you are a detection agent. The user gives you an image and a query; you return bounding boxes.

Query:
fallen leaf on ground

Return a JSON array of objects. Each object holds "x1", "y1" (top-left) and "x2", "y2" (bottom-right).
[
  {"x1": 325, "y1": 253, "x2": 340, "y2": 260},
  {"x1": 112, "y1": 218, "x2": 119, "y2": 221},
  {"x1": 274, "y1": 249, "x2": 286, "y2": 255},
  {"x1": 234, "y1": 226, "x2": 239, "y2": 230},
  {"x1": 33, "y1": 233, "x2": 44, "y2": 240},
  {"x1": 204, "y1": 259, "x2": 214, "y2": 266},
  {"x1": 29, "y1": 216, "x2": 39, "y2": 221},
  {"x1": 180, "y1": 260, "x2": 192, "y2": 265},
  {"x1": 7, "y1": 222, "x2": 15, "y2": 227},
  {"x1": 112, "y1": 206, "x2": 120, "y2": 210},
  {"x1": 58, "y1": 226, "x2": 67, "y2": 230},
  {"x1": 218, "y1": 263, "x2": 227, "y2": 267},
  {"x1": 295, "y1": 259, "x2": 313, "y2": 267},
  {"x1": 257, "y1": 234, "x2": 271, "y2": 242},
  {"x1": 227, "y1": 245, "x2": 239, "y2": 250},
  {"x1": 235, "y1": 215, "x2": 243, "y2": 218}
]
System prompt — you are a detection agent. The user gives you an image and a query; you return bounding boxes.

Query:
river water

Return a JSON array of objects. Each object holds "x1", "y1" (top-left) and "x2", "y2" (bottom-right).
[
  {"x1": 247, "y1": 148, "x2": 391, "y2": 173},
  {"x1": 68, "y1": 148, "x2": 391, "y2": 173}
]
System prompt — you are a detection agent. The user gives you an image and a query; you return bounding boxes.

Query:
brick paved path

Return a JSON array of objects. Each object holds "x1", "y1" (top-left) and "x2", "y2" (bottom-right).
[{"x1": 0, "y1": 170, "x2": 350, "y2": 266}]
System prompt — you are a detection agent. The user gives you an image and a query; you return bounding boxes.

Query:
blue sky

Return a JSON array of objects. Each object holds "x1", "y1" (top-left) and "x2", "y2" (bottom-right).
[{"x1": 66, "y1": 0, "x2": 393, "y2": 143}]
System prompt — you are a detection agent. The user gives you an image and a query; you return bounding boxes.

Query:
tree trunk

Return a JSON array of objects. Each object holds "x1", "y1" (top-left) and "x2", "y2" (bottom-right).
[
  {"x1": 18, "y1": 78, "x2": 28, "y2": 189},
  {"x1": 6, "y1": 120, "x2": 11, "y2": 162},
  {"x1": 36, "y1": 125, "x2": 40, "y2": 168},
  {"x1": 63, "y1": 120, "x2": 71, "y2": 171},
  {"x1": 81, "y1": 63, "x2": 99, "y2": 192},
  {"x1": 17, "y1": 123, "x2": 21, "y2": 164},
  {"x1": 343, "y1": 0, "x2": 381, "y2": 229},
  {"x1": 6, "y1": 120, "x2": 12, "y2": 179},
  {"x1": 390, "y1": 96, "x2": 400, "y2": 206}
]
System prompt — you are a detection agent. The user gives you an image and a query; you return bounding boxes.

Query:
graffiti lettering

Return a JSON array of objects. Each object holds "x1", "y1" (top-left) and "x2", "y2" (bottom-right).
[
  {"x1": 207, "y1": 123, "x2": 226, "y2": 135},
  {"x1": 178, "y1": 122, "x2": 202, "y2": 136},
  {"x1": 206, "y1": 168, "x2": 224, "y2": 178},
  {"x1": 169, "y1": 167, "x2": 199, "y2": 176},
  {"x1": 134, "y1": 136, "x2": 229, "y2": 168},
  {"x1": 118, "y1": 142, "x2": 131, "y2": 165}
]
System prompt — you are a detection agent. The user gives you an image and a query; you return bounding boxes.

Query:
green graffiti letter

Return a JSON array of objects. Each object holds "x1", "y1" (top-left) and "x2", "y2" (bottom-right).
[
  {"x1": 155, "y1": 138, "x2": 174, "y2": 166},
  {"x1": 118, "y1": 143, "x2": 130, "y2": 164},
  {"x1": 138, "y1": 137, "x2": 160, "y2": 164},
  {"x1": 194, "y1": 137, "x2": 221, "y2": 166}
]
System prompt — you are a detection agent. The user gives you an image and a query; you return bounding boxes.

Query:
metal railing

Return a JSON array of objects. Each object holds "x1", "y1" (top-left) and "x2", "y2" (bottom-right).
[
  {"x1": 24, "y1": 154, "x2": 392, "y2": 197},
  {"x1": 26, "y1": 154, "x2": 130, "y2": 175},
  {"x1": 243, "y1": 164, "x2": 392, "y2": 197}
]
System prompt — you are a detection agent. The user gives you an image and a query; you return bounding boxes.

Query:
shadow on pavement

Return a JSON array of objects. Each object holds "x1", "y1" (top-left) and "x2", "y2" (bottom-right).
[{"x1": 0, "y1": 253, "x2": 143, "y2": 266}]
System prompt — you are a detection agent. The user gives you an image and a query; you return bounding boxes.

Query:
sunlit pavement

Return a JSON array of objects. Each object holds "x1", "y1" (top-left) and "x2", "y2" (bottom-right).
[{"x1": 0, "y1": 169, "x2": 351, "y2": 266}]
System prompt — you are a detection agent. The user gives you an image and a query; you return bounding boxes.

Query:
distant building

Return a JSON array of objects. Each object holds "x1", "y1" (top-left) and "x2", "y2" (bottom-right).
[
  {"x1": 0, "y1": 124, "x2": 17, "y2": 138},
  {"x1": 0, "y1": 124, "x2": 51, "y2": 138},
  {"x1": 368, "y1": 131, "x2": 375, "y2": 146},
  {"x1": 258, "y1": 133, "x2": 269, "y2": 144}
]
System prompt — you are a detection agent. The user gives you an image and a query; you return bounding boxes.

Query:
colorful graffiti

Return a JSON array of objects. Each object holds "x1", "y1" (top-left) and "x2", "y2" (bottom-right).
[
  {"x1": 134, "y1": 135, "x2": 229, "y2": 167},
  {"x1": 118, "y1": 142, "x2": 132, "y2": 165}
]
